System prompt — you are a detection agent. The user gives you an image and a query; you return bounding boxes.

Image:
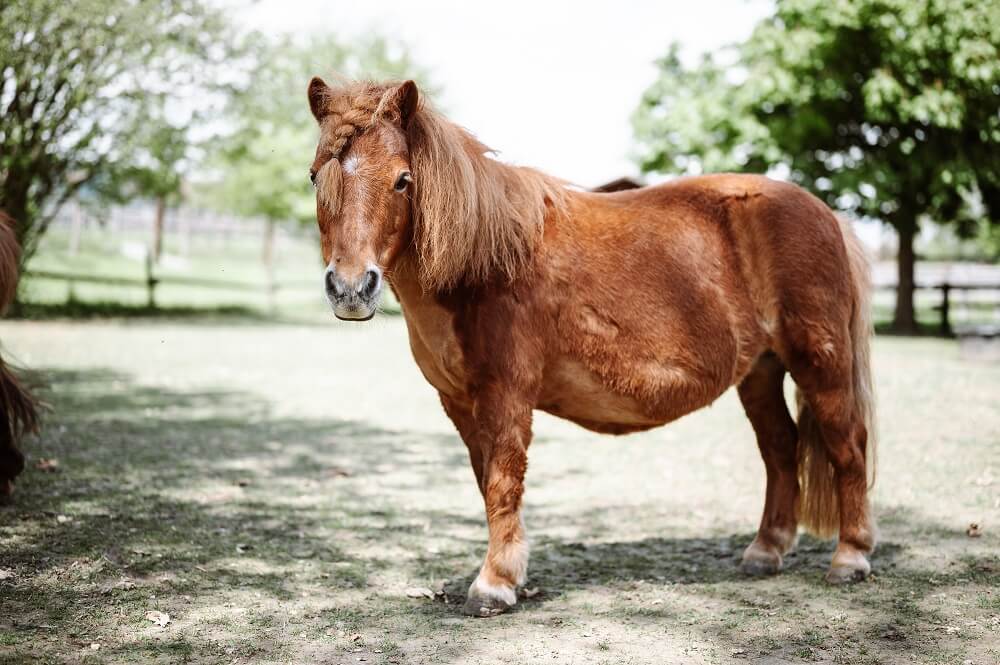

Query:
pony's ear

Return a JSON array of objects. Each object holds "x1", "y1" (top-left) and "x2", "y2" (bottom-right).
[
  {"x1": 308, "y1": 76, "x2": 331, "y2": 122},
  {"x1": 384, "y1": 80, "x2": 419, "y2": 129}
]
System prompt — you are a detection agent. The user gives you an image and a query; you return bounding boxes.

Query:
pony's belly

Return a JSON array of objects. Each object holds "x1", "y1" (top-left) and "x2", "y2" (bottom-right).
[{"x1": 537, "y1": 357, "x2": 665, "y2": 432}]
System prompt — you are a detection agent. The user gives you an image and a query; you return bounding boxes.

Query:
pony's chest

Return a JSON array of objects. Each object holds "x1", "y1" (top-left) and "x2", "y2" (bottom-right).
[{"x1": 400, "y1": 297, "x2": 467, "y2": 400}]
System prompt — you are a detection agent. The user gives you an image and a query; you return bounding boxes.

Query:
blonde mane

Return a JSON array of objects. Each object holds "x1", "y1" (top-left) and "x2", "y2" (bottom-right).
[{"x1": 314, "y1": 81, "x2": 567, "y2": 291}]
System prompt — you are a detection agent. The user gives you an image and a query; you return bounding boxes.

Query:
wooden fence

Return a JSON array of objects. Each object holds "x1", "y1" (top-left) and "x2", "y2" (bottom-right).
[
  {"x1": 875, "y1": 282, "x2": 1000, "y2": 336},
  {"x1": 25, "y1": 253, "x2": 315, "y2": 312},
  {"x1": 22, "y1": 265, "x2": 1000, "y2": 332}
]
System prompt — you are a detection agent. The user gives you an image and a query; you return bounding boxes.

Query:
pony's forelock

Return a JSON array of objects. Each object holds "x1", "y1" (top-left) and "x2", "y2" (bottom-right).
[{"x1": 315, "y1": 157, "x2": 343, "y2": 217}]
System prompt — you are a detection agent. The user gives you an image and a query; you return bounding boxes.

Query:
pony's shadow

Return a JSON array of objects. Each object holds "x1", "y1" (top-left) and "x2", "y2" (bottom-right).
[{"x1": 437, "y1": 534, "x2": 906, "y2": 605}]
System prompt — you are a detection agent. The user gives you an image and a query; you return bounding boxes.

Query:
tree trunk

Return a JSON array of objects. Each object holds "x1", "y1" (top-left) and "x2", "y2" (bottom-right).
[
  {"x1": 151, "y1": 196, "x2": 166, "y2": 263},
  {"x1": 262, "y1": 219, "x2": 277, "y2": 313},
  {"x1": 68, "y1": 201, "x2": 83, "y2": 256},
  {"x1": 262, "y1": 218, "x2": 275, "y2": 266},
  {"x1": 892, "y1": 220, "x2": 917, "y2": 333}
]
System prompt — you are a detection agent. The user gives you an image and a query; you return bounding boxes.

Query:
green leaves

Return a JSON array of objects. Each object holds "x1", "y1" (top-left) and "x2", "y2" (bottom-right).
[
  {"x1": 198, "y1": 34, "x2": 433, "y2": 226},
  {"x1": 634, "y1": 0, "x2": 1000, "y2": 239},
  {"x1": 0, "y1": 0, "x2": 242, "y2": 262}
]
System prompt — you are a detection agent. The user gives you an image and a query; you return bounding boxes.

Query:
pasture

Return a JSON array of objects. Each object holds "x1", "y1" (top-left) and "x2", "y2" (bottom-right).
[{"x1": 0, "y1": 317, "x2": 997, "y2": 664}]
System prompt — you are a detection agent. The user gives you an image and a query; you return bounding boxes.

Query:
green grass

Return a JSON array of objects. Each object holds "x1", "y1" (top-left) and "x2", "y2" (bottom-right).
[
  {"x1": 0, "y1": 320, "x2": 997, "y2": 663},
  {"x1": 16, "y1": 226, "x2": 401, "y2": 321}
]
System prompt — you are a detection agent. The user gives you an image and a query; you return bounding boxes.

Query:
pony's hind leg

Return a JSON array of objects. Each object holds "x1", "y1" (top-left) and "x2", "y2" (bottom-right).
[
  {"x1": 782, "y1": 314, "x2": 875, "y2": 583},
  {"x1": 738, "y1": 352, "x2": 799, "y2": 575},
  {"x1": 796, "y1": 381, "x2": 875, "y2": 583}
]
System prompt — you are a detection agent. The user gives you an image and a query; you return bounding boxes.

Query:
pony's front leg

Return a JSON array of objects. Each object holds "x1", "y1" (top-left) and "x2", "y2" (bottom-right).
[{"x1": 462, "y1": 386, "x2": 532, "y2": 617}]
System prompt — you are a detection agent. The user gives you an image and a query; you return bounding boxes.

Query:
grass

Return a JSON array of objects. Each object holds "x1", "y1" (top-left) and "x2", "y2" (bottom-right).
[
  {"x1": 16, "y1": 227, "x2": 401, "y2": 322},
  {"x1": 0, "y1": 318, "x2": 998, "y2": 664}
]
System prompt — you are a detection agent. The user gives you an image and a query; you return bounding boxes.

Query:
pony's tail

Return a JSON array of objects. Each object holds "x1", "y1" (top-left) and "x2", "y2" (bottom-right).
[
  {"x1": 0, "y1": 356, "x2": 38, "y2": 470},
  {"x1": 795, "y1": 218, "x2": 877, "y2": 538},
  {"x1": 0, "y1": 212, "x2": 39, "y2": 492},
  {"x1": 0, "y1": 211, "x2": 19, "y2": 311}
]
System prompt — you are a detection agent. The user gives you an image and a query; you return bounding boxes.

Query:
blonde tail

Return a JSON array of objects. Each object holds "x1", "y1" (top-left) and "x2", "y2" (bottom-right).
[{"x1": 796, "y1": 218, "x2": 877, "y2": 538}]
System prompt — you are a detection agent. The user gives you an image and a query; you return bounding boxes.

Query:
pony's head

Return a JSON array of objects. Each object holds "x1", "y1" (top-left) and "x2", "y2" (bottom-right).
[
  {"x1": 307, "y1": 78, "x2": 418, "y2": 321},
  {"x1": 307, "y1": 78, "x2": 565, "y2": 320}
]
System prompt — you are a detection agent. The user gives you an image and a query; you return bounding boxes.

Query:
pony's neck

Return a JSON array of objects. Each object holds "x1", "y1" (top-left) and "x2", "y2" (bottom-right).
[{"x1": 386, "y1": 248, "x2": 431, "y2": 305}]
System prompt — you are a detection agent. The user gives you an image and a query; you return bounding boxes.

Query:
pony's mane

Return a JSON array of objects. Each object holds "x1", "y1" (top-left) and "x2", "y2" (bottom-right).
[{"x1": 315, "y1": 81, "x2": 567, "y2": 291}]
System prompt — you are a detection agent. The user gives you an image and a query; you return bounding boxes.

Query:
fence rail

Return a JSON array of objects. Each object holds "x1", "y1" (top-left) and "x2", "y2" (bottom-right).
[
  {"x1": 874, "y1": 282, "x2": 1000, "y2": 336},
  {"x1": 24, "y1": 267, "x2": 1000, "y2": 331},
  {"x1": 25, "y1": 258, "x2": 317, "y2": 311}
]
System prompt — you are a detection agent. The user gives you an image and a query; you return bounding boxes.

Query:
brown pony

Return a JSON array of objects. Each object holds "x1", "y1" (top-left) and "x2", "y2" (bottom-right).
[
  {"x1": 0, "y1": 212, "x2": 39, "y2": 499},
  {"x1": 306, "y1": 79, "x2": 877, "y2": 616}
]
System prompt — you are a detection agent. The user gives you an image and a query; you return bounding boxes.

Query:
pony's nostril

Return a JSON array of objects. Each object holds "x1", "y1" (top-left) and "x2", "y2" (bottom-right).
[
  {"x1": 359, "y1": 268, "x2": 380, "y2": 299},
  {"x1": 325, "y1": 270, "x2": 344, "y2": 297}
]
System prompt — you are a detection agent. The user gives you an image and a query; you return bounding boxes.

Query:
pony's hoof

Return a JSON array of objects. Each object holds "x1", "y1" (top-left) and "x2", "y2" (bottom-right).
[
  {"x1": 825, "y1": 564, "x2": 869, "y2": 584},
  {"x1": 826, "y1": 546, "x2": 871, "y2": 584},
  {"x1": 740, "y1": 556, "x2": 780, "y2": 577},
  {"x1": 462, "y1": 593, "x2": 512, "y2": 617},
  {"x1": 463, "y1": 577, "x2": 516, "y2": 617},
  {"x1": 739, "y1": 541, "x2": 782, "y2": 576}
]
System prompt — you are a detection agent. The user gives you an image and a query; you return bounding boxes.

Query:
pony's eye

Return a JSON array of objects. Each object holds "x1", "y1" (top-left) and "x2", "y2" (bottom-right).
[
  {"x1": 394, "y1": 171, "x2": 412, "y2": 193},
  {"x1": 309, "y1": 169, "x2": 317, "y2": 188}
]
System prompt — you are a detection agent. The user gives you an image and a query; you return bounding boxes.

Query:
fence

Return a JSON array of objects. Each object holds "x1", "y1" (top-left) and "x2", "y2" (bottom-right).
[
  {"x1": 26, "y1": 259, "x2": 1000, "y2": 333},
  {"x1": 25, "y1": 253, "x2": 316, "y2": 313},
  {"x1": 874, "y1": 282, "x2": 1000, "y2": 336}
]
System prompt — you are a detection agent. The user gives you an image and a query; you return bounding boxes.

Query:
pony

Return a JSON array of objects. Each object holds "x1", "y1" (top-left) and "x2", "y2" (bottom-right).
[
  {"x1": 0, "y1": 212, "x2": 39, "y2": 500},
  {"x1": 305, "y1": 79, "x2": 877, "y2": 616}
]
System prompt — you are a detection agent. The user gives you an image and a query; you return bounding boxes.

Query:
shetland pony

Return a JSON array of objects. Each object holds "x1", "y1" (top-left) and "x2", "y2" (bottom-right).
[
  {"x1": 0, "y1": 212, "x2": 39, "y2": 499},
  {"x1": 305, "y1": 79, "x2": 876, "y2": 616}
]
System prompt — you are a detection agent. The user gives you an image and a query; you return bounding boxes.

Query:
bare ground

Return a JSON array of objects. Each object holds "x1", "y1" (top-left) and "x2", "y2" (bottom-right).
[{"x1": 0, "y1": 317, "x2": 997, "y2": 664}]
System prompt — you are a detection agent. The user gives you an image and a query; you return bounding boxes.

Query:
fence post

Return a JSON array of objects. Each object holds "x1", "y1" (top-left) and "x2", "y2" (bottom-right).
[
  {"x1": 940, "y1": 283, "x2": 952, "y2": 337},
  {"x1": 145, "y1": 251, "x2": 157, "y2": 310},
  {"x1": 266, "y1": 268, "x2": 276, "y2": 315}
]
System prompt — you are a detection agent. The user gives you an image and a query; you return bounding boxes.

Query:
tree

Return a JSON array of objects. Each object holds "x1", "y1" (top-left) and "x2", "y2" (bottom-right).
[
  {"x1": 200, "y1": 34, "x2": 434, "y2": 264},
  {"x1": 0, "y1": 0, "x2": 241, "y2": 267},
  {"x1": 634, "y1": 0, "x2": 1000, "y2": 332}
]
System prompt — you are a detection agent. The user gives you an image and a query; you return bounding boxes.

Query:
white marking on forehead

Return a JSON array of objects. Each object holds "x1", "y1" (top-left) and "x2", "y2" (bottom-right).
[{"x1": 343, "y1": 156, "x2": 360, "y2": 175}]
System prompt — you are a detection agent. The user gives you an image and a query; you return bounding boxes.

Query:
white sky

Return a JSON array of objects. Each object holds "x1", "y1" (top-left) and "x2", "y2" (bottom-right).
[{"x1": 241, "y1": 0, "x2": 773, "y2": 187}]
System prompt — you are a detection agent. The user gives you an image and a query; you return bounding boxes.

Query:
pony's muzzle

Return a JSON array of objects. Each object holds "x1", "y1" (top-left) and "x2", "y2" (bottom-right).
[{"x1": 324, "y1": 264, "x2": 382, "y2": 321}]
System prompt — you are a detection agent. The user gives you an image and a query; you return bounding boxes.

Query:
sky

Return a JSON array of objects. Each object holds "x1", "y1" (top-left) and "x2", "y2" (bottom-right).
[{"x1": 241, "y1": 0, "x2": 774, "y2": 188}]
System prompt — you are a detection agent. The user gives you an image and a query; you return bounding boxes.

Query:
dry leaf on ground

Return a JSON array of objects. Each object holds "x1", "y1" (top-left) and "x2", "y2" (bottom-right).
[
  {"x1": 405, "y1": 587, "x2": 435, "y2": 599},
  {"x1": 35, "y1": 458, "x2": 59, "y2": 472},
  {"x1": 101, "y1": 578, "x2": 136, "y2": 594},
  {"x1": 145, "y1": 610, "x2": 170, "y2": 628}
]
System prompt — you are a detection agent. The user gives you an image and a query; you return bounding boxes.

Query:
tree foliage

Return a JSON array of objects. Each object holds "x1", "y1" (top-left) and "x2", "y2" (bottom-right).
[
  {"x1": 201, "y1": 35, "x2": 434, "y2": 226},
  {"x1": 635, "y1": 0, "x2": 1000, "y2": 331},
  {"x1": 0, "y1": 0, "x2": 241, "y2": 263}
]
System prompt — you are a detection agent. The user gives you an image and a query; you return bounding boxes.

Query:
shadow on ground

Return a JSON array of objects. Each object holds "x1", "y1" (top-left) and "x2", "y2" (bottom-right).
[{"x1": 1, "y1": 367, "x2": 996, "y2": 664}]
